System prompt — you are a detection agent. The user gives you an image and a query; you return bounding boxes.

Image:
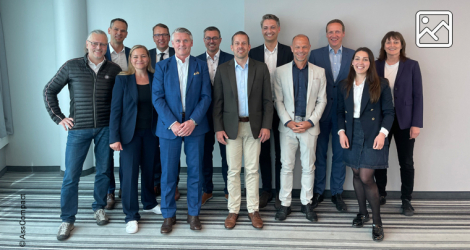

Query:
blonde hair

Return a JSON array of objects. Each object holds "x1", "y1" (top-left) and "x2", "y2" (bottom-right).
[{"x1": 119, "y1": 45, "x2": 155, "y2": 75}]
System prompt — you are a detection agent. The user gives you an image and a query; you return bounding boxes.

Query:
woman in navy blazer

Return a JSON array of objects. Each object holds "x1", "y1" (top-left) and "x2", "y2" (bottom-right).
[
  {"x1": 337, "y1": 47, "x2": 394, "y2": 242},
  {"x1": 374, "y1": 32, "x2": 423, "y2": 216},
  {"x1": 109, "y1": 45, "x2": 160, "y2": 234}
]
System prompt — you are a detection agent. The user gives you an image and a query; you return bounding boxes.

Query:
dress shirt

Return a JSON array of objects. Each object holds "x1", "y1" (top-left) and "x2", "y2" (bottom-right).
[
  {"x1": 206, "y1": 50, "x2": 220, "y2": 85},
  {"x1": 88, "y1": 57, "x2": 105, "y2": 74},
  {"x1": 156, "y1": 47, "x2": 170, "y2": 63},
  {"x1": 284, "y1": 62, "x2": 314, "y2": 127},
  {"x1": 176, "y1": 55, "x2": 190, "y2": 112},
  {"x1": 328, "y1": 45, "x2": 342, "y2": 82},
  {"x1": 235, "y1": 58, "x2": 249, "y2": 117},
  {"x1": 384, "y1": 61, "x2": 399, "y2": 105},
  {"x1": 109, "y1": 43, "x2": 128, "y2": 71},
  {"x1": 264, "y1": 43, "x2": 278, "y2": 99}
]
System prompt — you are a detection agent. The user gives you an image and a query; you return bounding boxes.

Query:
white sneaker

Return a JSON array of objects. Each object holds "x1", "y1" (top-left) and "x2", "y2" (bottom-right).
[
  {"x1": 126, "y1": 220, "x2": 138, "y2": 234},
  {"x1": 143, "y1": 204, "x2": 162, "y2": 214}
]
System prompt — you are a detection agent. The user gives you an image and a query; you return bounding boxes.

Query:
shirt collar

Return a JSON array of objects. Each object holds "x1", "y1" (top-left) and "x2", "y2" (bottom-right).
[
  {"x1": 109, "y1": 43, "x2": 125, "y2": 54},
  {"x1": 175, "y1": 55, "x2": 190, "y2": 65},
  {"x1": 264, "y1": 42, "x2": 278, "y2": 53},
  {"x1": 292, "y1": 60, "x2": 308, "y2": 70},
  {"x1": 206, "y1": 49, "x2": 220, "y2": 60},
  {"x1": 353, "y1": 78, "x2": 366, "y2": 88},
  {"x1": 234, "y1": 58, "x2": 249, "y2": 69},
  {"x1": 87, "y1": 56, "x2": 105, "y2": 67},
  {"x1": 157, "y1": 47, "x2": 170, "y2": 55},
  {"x1": 328, "y1": 44, "x2": 343, "y2": 54}
]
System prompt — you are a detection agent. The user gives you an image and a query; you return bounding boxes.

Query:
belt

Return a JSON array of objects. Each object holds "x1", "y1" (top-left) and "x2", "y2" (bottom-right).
[
  {"x1": 181, "y1": 112, "x2": 185, "y2": 119},
  {"x1": 239, "y1": 117, "x2": 249, "y2": 122}
]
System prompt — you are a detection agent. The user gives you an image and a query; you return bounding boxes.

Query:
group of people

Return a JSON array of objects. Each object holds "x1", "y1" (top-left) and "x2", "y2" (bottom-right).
[{"x1": 43, "y1": 14, "x2": 423, "y2": 242}]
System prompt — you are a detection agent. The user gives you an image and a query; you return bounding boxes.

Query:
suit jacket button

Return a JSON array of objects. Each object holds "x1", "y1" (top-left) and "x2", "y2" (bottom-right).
[
  {"x1": 372, "y1": 117, "x2": 375, "y2": 120},
  {"x1": 345, "y1": 111, "x2": 347, "y2": 113},
  {"x1": 370, "y1": 109, "x2": 373, "y2": 111},
  {"x1": 345, "y1": 120, "x2": 347, "y2": 123}
]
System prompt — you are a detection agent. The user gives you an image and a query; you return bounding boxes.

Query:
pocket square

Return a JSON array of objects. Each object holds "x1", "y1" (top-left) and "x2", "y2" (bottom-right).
[{"x1": 194, "y1": 71, "x2": 199, "y2": 75}]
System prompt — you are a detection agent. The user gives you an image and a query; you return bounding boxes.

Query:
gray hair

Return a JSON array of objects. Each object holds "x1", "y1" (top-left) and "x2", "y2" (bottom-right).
[
  {"x1": 87, "y1": 29, "x2": 107, "y2": 41},
  {"x1": 171, "y1": 27, "x2": 193, "y2": 42},
  {"x1": 292, "y1": 34, "x2": 310, "y2": 43}
]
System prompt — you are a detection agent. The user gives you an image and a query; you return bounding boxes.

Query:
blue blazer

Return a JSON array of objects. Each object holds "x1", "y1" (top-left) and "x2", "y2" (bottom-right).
[
  {"x1": 152, "y1": 55, "x2": 212, "y2": 139},
  {"x1": 337, "y1": 78, "x2": 395, "y2": 148},
  {"x1": 105, "y1": 44, "x2": 131, "y2": 67},
  {"x1": 248, "y1": 42, "x2": 293, "y2": 67},
  {"x1": 195, "y1": 50, "x2": 234, "y2": 67},
  {"x1": 375, "y1": 59, "x2": 423, "y2": 129},
  {"x1": 309, "y1": 45, "x2": 354, "y2": 122},
  {"x1": 109, "y1": 72, "x2": 156, "y2": 145},
  {"x1": 149, "y1": 47, "x2": 175, "y2": 70}
]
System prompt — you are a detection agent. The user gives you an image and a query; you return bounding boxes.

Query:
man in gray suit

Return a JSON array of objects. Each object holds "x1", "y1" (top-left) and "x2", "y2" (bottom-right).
[
  {"x1": 213, "y1": 31, "x2": 273, "y2": 230},
  {"x1": 273, "y1": 35, "x2": 327, "y2": 222}
]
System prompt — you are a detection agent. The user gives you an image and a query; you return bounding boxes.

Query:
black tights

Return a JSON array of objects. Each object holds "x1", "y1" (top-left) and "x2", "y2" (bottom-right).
[{"x1": 352, "y1": 168, "x2": 382, "y2": 226}]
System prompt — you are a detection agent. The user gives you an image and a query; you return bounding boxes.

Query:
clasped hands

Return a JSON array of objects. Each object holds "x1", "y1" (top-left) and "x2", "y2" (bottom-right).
[
  {"x1": 171, "y1": 120, "x2": 196, "y2": 137},
  {"x1": 287, "y1": 121, "x2": 311, "y2": 133}
]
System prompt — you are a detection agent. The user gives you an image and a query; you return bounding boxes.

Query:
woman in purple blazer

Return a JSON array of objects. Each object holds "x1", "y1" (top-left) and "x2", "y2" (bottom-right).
[{"x1": 374, "y1": 31, "x2": 423, "y2": 216}]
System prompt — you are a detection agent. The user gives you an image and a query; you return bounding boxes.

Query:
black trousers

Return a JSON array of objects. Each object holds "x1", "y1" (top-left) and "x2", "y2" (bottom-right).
[
  {"x1": 259, "y1": 110, "x2": 281, "y2": 193},
  {"x1": 374, "y1": 115, "x2": 415, "y2": 201}
]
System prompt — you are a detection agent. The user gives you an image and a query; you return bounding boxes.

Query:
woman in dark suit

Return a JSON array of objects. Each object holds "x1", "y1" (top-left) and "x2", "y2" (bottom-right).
[
  {"x1": 337, "y1": 47, "x2": 394, "y2": 241},
  {"x1": 109, "y1": 45, "x2": 160, "y2": 234},
  {"x1": 374, "y1": 31, "x2": 423, "y2": 216}
]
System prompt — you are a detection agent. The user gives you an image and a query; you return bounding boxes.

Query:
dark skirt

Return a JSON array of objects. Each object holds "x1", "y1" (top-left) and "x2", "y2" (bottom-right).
[{"x1": 343, "y1": 119, "x2": 389, "y2": 169}]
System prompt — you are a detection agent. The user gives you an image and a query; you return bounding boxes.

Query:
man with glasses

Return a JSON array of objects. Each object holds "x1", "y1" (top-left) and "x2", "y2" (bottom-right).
[
  {"x1": 43, "y1": 30, "x2": 122, "y2": 241},
  {"x1": 196, "y1": 26, "x2": 233, "y2": 205}
]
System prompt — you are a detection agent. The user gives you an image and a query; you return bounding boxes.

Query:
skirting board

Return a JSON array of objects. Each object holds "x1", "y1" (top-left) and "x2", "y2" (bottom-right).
[{"x1": 3, "y1": 166, "x2": 470, "y2": 199}]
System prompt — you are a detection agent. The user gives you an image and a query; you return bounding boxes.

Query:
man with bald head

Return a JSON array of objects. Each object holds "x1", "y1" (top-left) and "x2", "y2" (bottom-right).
[
  {"x1": 273, "y1": 34, "x2": 327, "y2": 222},
  {"x1": 44, "y1": 30, "x2": 122, "y2": 240}
]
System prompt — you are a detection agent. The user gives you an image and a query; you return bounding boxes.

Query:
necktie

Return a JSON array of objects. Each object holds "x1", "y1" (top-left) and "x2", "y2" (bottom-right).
[{"x1": 159, "y1": 53, "x2": 165, "y2": 62}]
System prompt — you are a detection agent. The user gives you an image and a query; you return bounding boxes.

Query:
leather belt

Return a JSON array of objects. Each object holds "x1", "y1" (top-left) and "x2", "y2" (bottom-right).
[
  {"x1": 239, "y1": 117, "x2": 249, "y2": 122},
  {"x1": 181, "y1": 112, "x2": 185, "y2": 119}
]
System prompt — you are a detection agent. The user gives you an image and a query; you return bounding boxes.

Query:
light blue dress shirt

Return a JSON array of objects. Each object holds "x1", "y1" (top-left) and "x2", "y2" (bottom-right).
[
  {"x1": 234, "y1": 58, "x2": 249, "y2": 117},
  {"x1": 328, "y1": 45, "x2": 342, "y2": 82}
]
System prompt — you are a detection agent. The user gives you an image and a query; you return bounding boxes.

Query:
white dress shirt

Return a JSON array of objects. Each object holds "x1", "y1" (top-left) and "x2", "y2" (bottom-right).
[
  {"x1": 88, "y1": 57, "x2": 105, "y2": 74},
  {"x1": 264, "y1": 43, "x2": 278, "y2": 99},
  {"x1": 109, "y1": 43, "x2": 128, "y2": 71},
  {"x1": 156, "y1": 47, "x2": 170, "y2": 63},
  {"x1": 206, "y1": 50, "x2": 220, "y2": 85},
  {"x1": 176, "y1": 55, "x2": 190, "y2": 112},
  {"x1": 384, "y1": 61, "x2": 399, "y2": 106}
]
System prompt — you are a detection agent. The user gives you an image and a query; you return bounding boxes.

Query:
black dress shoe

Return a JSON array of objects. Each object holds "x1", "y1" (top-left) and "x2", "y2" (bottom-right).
[
  {"x1": 301, "y1": 203, "x2": 318, "y2": 222},
  {"x1": 187, "y1": 215, "x2": 202, "y2": 230},
  {"x1": 352, "y1": 213, "x2": 370, "y2": 228},
  {"x1": 402, "y1": 199, "x2": 415, "y2": 216},
  {"x1": 379, "y1": 196, "x2": 386, "y2": 205},
  {"x1": 331, "y1": 193, "x2": 347, "y2": 212},
  {"x1": 273, "y1": 193, "x2": 281, "y2": 210},
  {"x1": 372, "y1": 224, "x2": 384, "y2": 241},
  {"x1": 161, "y1": 216, "x2": 176, "y2": 234},
  {"x1": 274, "y1": 205, "x2": 291, "y2": 221},
  {"x1": 311, "y1": 193, "x2": 323, "y2": 208},
  {"x1": 259, "y1": 191, "x2": 273, "y2": 208}
]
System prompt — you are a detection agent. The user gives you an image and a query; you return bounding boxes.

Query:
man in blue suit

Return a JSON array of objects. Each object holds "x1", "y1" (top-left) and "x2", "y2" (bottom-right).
[
  {"x1": 152, "y1": 27, "x2": 211, "y2": 234},
  {"x1": 196, "y1": 26, "x2": 234, "y2": 205},
  {"x1": 309, "y1": 19, "x2": 354, "y2": 212},
  {"x1": 104, "y1": 18, "x2": 131, "y2": 209}
]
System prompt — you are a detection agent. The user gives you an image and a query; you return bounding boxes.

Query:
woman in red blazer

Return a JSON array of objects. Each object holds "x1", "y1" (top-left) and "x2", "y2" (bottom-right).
[{"x1": 374, "y1": 31, "x2": 423, "y2": 216}]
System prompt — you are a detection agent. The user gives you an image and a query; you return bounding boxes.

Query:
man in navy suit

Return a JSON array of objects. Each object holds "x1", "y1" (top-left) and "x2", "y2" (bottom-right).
[
  {"x1": 152, "y1": 27, "x2": 211, "y2": 234},
  {"x1": 309, "y1": 19, "x2": 354, "y2": 212},
  {"x1": 249, "y1": 14, "x2": 294, "y2": 208},
  {"x1": 104, "y1": 18, "x2": 131, "y2": 210},
  {"x1": 196, "y1": 26, "x2": 234, "y2": 205}
]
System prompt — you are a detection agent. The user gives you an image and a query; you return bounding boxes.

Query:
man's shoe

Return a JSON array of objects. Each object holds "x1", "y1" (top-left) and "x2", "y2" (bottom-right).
[
  {"x1": 379, "y1": 196, "x2": 386, "y2": 205},
  {"x1": 311, "y1": 193, "x2": 323, "y2": 208},
  {"x1": 274, "y1": 205, "x2": 291, "y2": 221},
  {"x1": 57, "y1": 222, "x2": 74, "y2": 241},
  {"x1": 225, "y1": 194, "x2": 229, "y2": 201},
  {"x1": 126, "y1": 220, "x2": 138, "y2": 234},
  {"x1": 372, "y1": 224, "x2": 384, "y2": 241},
  {"x1": 274, "y1": 194, "x2": 281, "y2": 210},
  {"x1": 201, "y1": 192, "x2": 213, "y2": 205},
  {"x1": 175, "y1": 187, "x2": 181, "y2": 201},
  {"x1": 160, "y1": 216, "x2": 176, "y2": 234},
  {"x1": 187, "y1": 215, "x2": 202, "y2": 230},
  {"x1": 104, "y1": 193, "x2": 115, "y2": 210},
  {"x1": 154, "y1": 186, "x2": 161, "y2": 197},
  {"x1": 301, "y1": 203, "x2": 318, "y2": 222},
  {"x1": 248, "y1": 211, "x2": 264, "y2": 229},
  {"x1": 259, "y1": 191, "x2": 273, "y2": 208},
  {"x1": 402, "y1": 199, "x2": 415, "y2": 216},
  {"x1": 331, "y1": 193, "x2": 348, "y2": 212},
  {"x1": 93, "y1": 209, "x2": 109, "y2": 225},
  {"x1": 143, "y1": 204, "x2": 162, "y2": 214},
  {"x1": 352, "y1": 213, "x2": 370, "y2": 228},
  {"x1": 224, "y1": 213, "x2": 238, "y2": 229}
]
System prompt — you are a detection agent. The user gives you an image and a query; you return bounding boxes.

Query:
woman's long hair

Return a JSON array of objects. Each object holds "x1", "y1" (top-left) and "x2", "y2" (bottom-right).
[
  {"x1": 344, "y1": 47, "x2": 381, "y2": 103},
  {"x1": 378, "y1": 31, "x2": 407, "y2": 62},
  {"x1": 119, "y1": 45, "x2": 155, "y2": 75}
]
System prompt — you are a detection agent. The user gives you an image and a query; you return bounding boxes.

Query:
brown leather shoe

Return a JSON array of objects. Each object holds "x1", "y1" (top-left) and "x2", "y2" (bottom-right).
[
  {"x1": 175, "y1": 187, "x2": 181, "y2": 201},
  {"x1": 104, "y1": 193, "x2": 115, "y2": 210},
  {"x1": 224, "y1": 213, "x2": 238, "y2": 229},
  {"x1": 154, "y1": 186, "x2": 161, "y2": 197},
  {"x1": 248, "y1": 211, "x2": 263, "y2": 229},
  {"x1": 225, "y1": 194, "x2": 229, "y2": 201},
  {"x1": 201, "y1": 192, "x2": 213, "y2": 205},
  {"x1": 187, "y1": 215, "x2": 202, "y2": 230},
  {"x1": 160, "y1": 216, "x2": 176, "y2": 234}
]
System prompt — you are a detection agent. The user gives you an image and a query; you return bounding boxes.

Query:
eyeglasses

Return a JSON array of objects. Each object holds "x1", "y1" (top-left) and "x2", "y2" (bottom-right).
[
  {"x1": 87, "y1": 40, "x2": 107, "y2": 47},
  {"x1": 153, "y1": 34, "x2": 170, "y2": 38},
  {"x1": 204, "y1": 37, "x2": 220, "y2": 42}
]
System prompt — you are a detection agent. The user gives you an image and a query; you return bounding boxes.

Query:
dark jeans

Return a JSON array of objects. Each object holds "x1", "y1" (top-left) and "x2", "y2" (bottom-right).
[
  {"x1": 120, "y1": 129, "x2": 159, "y2": 223},
  {"x1": 60, "y1": 127, "x2": 112, "y2": 223},
  {"x1": 108, "y1": 158, "x2": 122, "y2": 194},
  {"x1": 374, "y1": 115, "x2": 415, "y2": 201},
  {"x1": 259, "y1": 111, "x2": 281, "y2": 193}
]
